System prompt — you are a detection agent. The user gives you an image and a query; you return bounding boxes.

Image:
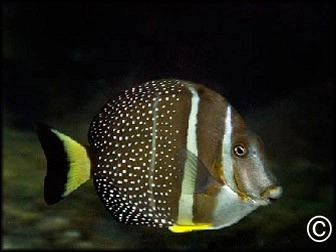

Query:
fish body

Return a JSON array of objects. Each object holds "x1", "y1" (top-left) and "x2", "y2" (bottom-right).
[{"x1": 35, "y1": 79, "x2": 282, "y2": 233}]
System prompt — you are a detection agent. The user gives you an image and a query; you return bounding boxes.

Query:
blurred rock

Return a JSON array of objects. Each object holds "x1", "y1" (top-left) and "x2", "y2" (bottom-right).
[{"x1": 36, "y1": 216, "x2": 71, "y2": 232}]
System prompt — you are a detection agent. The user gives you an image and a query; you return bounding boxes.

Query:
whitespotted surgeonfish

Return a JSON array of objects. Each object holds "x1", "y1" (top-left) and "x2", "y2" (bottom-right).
[{"x1": 35, "y1": 79, "x2": 282, "y2": 233}]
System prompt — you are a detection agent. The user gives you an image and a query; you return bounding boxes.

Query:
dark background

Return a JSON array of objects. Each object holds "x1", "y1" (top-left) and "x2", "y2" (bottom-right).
[
  {"x1": 2, "y1": 2, "x2": 334, "y2": 250},
  {"x1": 3, "y1": 2, "x2": 334, "y2": 127}
]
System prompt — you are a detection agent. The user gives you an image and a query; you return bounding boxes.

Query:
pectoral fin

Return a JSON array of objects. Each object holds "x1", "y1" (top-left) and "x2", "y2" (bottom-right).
[{"x1": 176, "y1": 149, "x2": 216, "y2": 194}]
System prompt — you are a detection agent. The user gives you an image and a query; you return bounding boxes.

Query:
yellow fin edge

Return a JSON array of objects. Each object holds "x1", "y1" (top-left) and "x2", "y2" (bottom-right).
[
  {"x1": 51, "y1": 129, "x2": 91, "y2": 197},
  {"x1": 168, "y1": 223, "x2": 213, "y2": 233}
]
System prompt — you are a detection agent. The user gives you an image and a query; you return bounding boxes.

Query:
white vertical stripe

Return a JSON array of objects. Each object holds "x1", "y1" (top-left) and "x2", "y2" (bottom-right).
[
  {"x1": 222, "y1": 105, "x2": 236, "y2": 190},
  {"x1": 148, "y1": 94, "x2": 160, "y2": 210},
  {"x1": 186, "y1": 87, "x2": 199, "y2": 157},
  {"x1": 177, "y1": 84, "x2": 200, "y2": 225}
]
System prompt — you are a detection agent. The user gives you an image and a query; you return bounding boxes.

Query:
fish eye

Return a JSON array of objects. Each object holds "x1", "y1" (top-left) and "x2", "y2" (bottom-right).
[{"x1": 233, "y1": 144, "x2": 247, "y2": 157}]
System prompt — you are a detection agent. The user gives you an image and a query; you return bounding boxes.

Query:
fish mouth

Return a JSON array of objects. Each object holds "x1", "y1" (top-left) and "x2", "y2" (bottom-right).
[
  {"x1": 236, "y1": 185, "x2": 283, "y2": 206},
  {"x1": 260, "y1": 185, "x2": 283, "y2": 203}
]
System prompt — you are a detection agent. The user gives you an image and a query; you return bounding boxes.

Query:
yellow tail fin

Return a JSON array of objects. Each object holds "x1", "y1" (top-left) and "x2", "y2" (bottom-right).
[{"x1": 35, "y1": 123, "x2": 91, "y2": 204}]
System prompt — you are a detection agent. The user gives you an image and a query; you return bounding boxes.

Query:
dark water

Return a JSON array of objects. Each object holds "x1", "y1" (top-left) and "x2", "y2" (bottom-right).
[{"x1": 2, "y1": 2, "x2": 334, "y2": 250}]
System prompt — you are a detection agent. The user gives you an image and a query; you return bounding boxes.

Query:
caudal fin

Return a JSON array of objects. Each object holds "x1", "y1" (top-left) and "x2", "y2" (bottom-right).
[{"x1": 35, "y1": 122, "x2": 91, "y2": 205}]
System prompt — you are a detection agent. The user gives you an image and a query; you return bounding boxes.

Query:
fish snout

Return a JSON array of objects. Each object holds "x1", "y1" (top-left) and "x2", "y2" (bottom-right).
[{"x1": 261, "y1": 186, "x2": 283, "y2": 203}]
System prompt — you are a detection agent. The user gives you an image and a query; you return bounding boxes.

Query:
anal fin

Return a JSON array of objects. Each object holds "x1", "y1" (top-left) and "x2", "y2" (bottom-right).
[{"x1": 168, "y1": 223, "x2": 213, "y2": 233}]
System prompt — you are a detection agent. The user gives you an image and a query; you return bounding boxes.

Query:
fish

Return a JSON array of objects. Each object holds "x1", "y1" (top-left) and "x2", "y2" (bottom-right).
[{"x1": 35, "y1": 79, "x2": 282, "y2": 233}]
